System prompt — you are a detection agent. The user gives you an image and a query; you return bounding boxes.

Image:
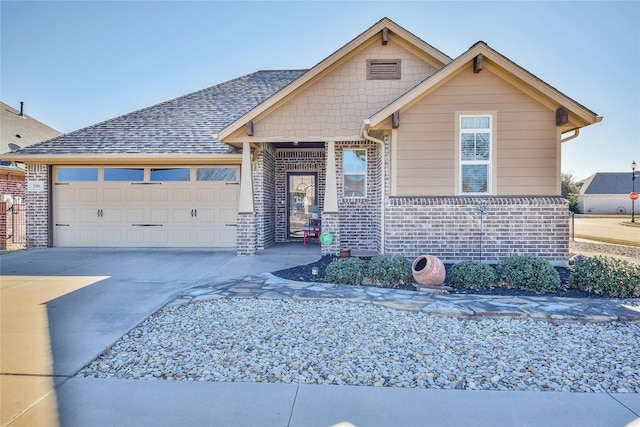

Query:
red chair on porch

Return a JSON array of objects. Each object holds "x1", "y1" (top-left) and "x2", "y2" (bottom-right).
[{"x1": 303, "y1": 219, "x2": 321, "y2": 246}]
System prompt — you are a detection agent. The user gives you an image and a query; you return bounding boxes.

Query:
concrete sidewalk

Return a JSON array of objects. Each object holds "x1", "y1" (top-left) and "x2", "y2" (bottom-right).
[
  {"x1": 2, "y1": 247, "x2": 639, "y2": 427},
  {"x1": 27, "y1": 378, "x2": 640, "y2": 427}
]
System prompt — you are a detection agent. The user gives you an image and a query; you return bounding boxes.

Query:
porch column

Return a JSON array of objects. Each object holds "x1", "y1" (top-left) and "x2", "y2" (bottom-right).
[
  {"x1": 322, "y1": 141, "x2": 340, "y2": 256},
  {"x1": 237, "y1": 142, "x2": 257, "y2": 256}
]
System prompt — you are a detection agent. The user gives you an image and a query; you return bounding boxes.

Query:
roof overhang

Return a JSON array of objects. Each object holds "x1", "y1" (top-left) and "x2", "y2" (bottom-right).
[
  {"x1": 368, "y1": 42, "x2": 603, "y2": 133},
  {"x1": 0, "y1": 154, "x2": 243, "y2": 165},
  {"x1": 216, "y1": 17, "x2": 453, "y2": 143}
]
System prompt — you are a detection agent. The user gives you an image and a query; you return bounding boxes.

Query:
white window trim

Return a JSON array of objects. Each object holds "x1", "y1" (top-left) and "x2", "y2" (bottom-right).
[
  {"x1": 455, "y1": 112, "x2": 497, "y2": 195},
  {"x1": 343, "y1": 148, "x2": 367, "y2": 199}
]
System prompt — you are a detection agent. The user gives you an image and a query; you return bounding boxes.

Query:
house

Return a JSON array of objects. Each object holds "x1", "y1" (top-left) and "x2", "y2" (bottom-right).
[
  {"x1": 3, "y1": 18, "x2": 601, "y2": 265},
  {"x1": 577, "y1": 173, "x2": 635, "y2": 214},
  {"x1": 0, "y1": 101, "x2": 61, "y2": 249}
]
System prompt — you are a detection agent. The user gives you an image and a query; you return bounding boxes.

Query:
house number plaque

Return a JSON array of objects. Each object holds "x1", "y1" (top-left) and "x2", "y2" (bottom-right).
[{"x1": 28, "y1": 181, "x2": 46, "y2": 192}]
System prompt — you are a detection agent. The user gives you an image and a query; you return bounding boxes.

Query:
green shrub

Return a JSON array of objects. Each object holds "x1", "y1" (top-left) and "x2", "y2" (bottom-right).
[
  {"x1": 368, "y1": 254, "x2": 413, "y2": 287},
  {"x1": 325, "y1": 257, "x2": 366, "y2": 285},
  {"x1": 570, "y1": 256, "x2": 640, "y2": 298},
  {"x1": 498, "y1": 256, "x2": 560, "y2": 293},
  {"x1": 447, "y1": 261, "x2": 497, "y2": 289}
]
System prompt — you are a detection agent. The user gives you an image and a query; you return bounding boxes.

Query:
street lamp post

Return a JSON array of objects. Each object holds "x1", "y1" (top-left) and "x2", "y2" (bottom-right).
[{"x1": 633, "y1": 160, "x2": 637, "y2": 223}]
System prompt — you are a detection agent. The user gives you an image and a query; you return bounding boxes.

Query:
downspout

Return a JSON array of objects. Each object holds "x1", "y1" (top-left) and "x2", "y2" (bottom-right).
[
  {"x1": 361, "y1": 119, "x2": 385, "y2": 254},
  {"x1": 560, "y1": 128, "x2": 580, "y2": 143}
]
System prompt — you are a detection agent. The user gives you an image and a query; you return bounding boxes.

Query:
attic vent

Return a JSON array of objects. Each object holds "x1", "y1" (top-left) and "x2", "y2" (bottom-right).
[{"x1": 367, "y1": 59, "x2": 401, "y2": 80}]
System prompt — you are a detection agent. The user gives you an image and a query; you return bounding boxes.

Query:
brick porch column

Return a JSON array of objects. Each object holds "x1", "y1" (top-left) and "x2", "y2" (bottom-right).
[
  {"x1": 321, "y1": 141, "x2": 340, "y2": 256},
  {"x1": 237, "y1": 142, "x2": 257, "y2": 256}
]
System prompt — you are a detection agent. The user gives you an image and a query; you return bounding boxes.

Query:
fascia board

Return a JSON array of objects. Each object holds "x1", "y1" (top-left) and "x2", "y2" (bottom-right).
[
  {"x1": 0, "y1": 154, "x2": 243, "y2": 165},
  {"x1": 217, "y1": 18, "x2": 453, "y2": 141},
  {"x1": 480, "y1": 45, "x2": 601, "y2": 126}
]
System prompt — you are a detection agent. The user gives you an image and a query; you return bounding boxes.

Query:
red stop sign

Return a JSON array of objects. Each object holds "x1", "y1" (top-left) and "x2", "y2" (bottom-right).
[{"x1": 631, "y1": 192, "x2": 639, "y2": 201}]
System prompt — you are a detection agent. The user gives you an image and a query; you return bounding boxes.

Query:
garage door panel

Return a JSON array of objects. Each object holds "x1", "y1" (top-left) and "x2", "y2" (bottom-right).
[
  {"x1": 103, "y1": 229, "x2": 123, "y2": 244},
  {"x1": 57, "y1": 188, "x2": 75, "y2": 202},
  {"x1": 57, "y1": 209, "x2": 76, "y2": 223},
  {"x1": 150, "y1": 188, "x2": 168, "y2": 202},
  {"x1": 103, "y1": 210, "x2": 122, "y2": 223},
  {"x1": 150, "y1": 209, "x2": 168, "y2": 223},
  {"x1": 172, "y1": 208, "x2": 192, "y2": 223},
  {"x1": 126, "y1": 209, "x2": 145, "y2": 223},
  {"x1": 196, "y1": 188, "x2": 216, "y2": 202},
  {"x1": 79, "y1": 229, "x2": 99, "y2": 244},
  {"x1": 103, "y1": 188, "x2": 122, "y2": 202},
  {"x1": 79, "y1": 188, "x2": 98, "y2": 202},
  {"x1": 219, "y1": 208, "x2": 237, "y2": 223},
  {"x1": 149, "y1": 228, "x2": 169, "y2": 244},
  {"x1": 127, "y1": 228, "x2": 145, "y2": 244},
  {"x1": 79, "y1": 209, "x2": 99, "y2": 223},
  {"x1": 194, "y1": 209, "x2": 215, "y2": 223},
  {"x1": 127, "y1": 188, "x2": 145, "y2": 202},
  {"x1": 218, "y1": 227, "x2": 237, "y2": 246},
  {"x1": 220, "y1": 188, "x2": 239, "y2": 202},
  {"x1": 172, "y1": 188, "x2": 191, "y2": 202}
]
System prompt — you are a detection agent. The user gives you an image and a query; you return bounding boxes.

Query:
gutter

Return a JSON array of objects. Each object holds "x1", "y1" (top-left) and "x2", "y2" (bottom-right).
[{"x1": 361, "y1": 119, "x2": 385, "y2": 254}]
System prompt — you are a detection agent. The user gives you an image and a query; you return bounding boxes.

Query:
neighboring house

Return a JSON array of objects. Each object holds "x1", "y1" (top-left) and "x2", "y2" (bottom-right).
[
  {"x1": 0, "y1": 101, "x2": 61, "y2": 249},
  {"x1": 4, "y1": 18, "x2": 601, "y2": 265},
  {"x1": 577, "y1": 173, "x2": 635, "y2": 214}
]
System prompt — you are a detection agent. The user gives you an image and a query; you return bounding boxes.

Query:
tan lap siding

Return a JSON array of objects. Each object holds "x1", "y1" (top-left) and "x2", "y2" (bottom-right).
[{"x1": 395, "y1": 67, "x2": 558, "y2": 196}]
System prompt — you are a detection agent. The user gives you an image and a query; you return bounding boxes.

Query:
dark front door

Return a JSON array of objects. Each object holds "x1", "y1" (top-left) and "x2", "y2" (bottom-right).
[{"x1": 287, "y1": 173, "x2": 317, "y2": 239}]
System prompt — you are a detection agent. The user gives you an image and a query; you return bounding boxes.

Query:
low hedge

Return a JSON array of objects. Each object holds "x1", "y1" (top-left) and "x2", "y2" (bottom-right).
[
  {"x1": 447, "y1": 260, "x2": 496, "y2": 290},
  {"x1": 498, "y1": 256, "x2": 560, "y2": 294},
  {"x1": 368, "y1": 254, "x2": 413, "y2": 287},
  {"x1": 325, "y1": 257, "x2": 366, "y2": 285},
  {"x1": 570, "y1": 255, "x2": 640, "y2": 298}
]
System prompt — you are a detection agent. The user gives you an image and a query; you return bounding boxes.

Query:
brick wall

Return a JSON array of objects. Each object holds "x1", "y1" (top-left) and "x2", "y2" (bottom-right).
[
  {"x1": 384, "y1": 196, "x2": 570, "y2": 266},
  {"x1": 254, "y1": 144, "x2": 277, "y2": 250},
  {"x1": 0, "y1": 171, "x2": 24, "y2": 250},
  {"x1": 236, "y1": 212, "x2": 257, "y2": 256},
  {"x1": 0, "y1": 172, "x2": 26, "y2": 201},
  {"x1": 336, "y1": 141, "x2": 381, "y2": 252},
  {"x1": 25, "y1": 164, "x2": 50, "y2": 247}
]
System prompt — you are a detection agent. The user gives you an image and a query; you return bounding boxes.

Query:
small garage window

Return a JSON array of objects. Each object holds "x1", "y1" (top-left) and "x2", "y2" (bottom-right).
[
  {"x1": 57, "y1": 167, "x2": 98, "y2": 181},
  {"x1": 104, "y1": 168, "x2": 144, "y2": 181},
  {"x1": 150, "y1": 168, "x2": 191, "y2": 181},
  {"x1": 196, "y1": 167, "x2": 238, "y2": 181}
]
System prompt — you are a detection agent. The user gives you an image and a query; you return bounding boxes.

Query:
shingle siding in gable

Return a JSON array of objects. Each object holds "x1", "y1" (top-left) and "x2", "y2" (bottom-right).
[{"x1": 13, "y1": 70, "x2": 307, "y2": 156}]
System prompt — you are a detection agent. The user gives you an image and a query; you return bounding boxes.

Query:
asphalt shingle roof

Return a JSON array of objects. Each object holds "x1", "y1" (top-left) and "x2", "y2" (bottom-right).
[
  {"x1": 11, "y1": 70, "x2": 307, "y2": 156},
  {"x1": 580, "y1": 172, "x2": 635, "y2": 195}
]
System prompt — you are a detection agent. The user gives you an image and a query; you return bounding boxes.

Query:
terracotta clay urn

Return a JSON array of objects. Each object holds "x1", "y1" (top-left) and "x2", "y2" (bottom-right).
[{"x1": 412, "y1": 255, "x2": 446, "y2": 286}]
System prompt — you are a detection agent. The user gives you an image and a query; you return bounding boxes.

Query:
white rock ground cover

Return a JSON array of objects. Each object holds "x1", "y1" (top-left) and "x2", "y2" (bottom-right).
[{"x1": 79, "y1": 298, "x2": 639, "y2": 393}]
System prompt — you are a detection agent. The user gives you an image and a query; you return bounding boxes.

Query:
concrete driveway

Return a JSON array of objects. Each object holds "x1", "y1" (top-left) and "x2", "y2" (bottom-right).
[{"x1": 0, "y1": 246, "x2": 320, "y2": 426}]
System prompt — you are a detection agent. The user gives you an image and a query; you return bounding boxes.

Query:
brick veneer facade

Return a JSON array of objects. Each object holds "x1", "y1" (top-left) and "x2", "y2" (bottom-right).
[
  {"x1": 335, "y1": 141, "x2": 381, "y2": 252},
  {"x1": 236, "y1": 212, "x2": 257, "y2": 256},
  {"x1": 274, "y1": 148, "x2": 325, "y2": 243},
  {"x1": 384, "y1": 196, "x2": 570, "y2": 265},
  {"x1": 0, "y1": 170, "x2": 27, "y2": 249},
  {"x1": 25, "y1": 164, "x2": 50, "y2": 247}
]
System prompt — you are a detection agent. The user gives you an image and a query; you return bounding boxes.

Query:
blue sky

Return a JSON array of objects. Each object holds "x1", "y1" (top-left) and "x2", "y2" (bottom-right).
[{"x1": 1, "y1": 0, "x2": 638, "y2": 180}]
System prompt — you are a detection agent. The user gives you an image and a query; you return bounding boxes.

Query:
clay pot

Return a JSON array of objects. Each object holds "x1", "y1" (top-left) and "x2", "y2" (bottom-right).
[
  {"x1": 412, "y1": 255, "x2": 446, "y2": 286},
  {"x1": 340, "y1": 248, "x2": 351, "y2": 258}
]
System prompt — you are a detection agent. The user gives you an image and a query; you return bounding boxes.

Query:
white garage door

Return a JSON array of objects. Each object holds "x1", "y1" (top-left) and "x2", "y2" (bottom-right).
[{"x1": 53, "y1": 166, "x2": 239, "y2": 247}]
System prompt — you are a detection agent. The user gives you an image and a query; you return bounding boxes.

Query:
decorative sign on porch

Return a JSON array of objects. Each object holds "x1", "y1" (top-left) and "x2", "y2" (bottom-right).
[{"x1": 320, "y1": 231, "x2": 334, "y2": 245}]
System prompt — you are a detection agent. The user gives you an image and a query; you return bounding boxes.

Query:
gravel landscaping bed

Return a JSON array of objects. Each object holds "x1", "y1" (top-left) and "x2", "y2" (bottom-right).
[{"x1": 78, "y1": 298, "x2": 639, "y2": 393}]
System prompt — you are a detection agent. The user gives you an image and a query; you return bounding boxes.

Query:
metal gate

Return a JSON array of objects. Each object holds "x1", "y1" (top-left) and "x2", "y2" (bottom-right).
[{"x1": 8, "y1": 203, "x2": 26, "y2": 245}]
